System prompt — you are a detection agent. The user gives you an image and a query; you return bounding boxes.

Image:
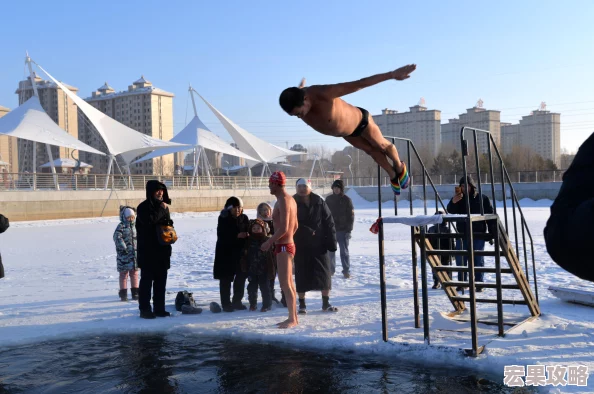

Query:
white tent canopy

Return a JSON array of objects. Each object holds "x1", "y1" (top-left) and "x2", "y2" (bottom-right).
[
  {"x1": 40, "y1": 158, "x2": 93, "y2": 168},
  {"x1": 132, "y1": 115, "x2": 259, "y2": 164},
  {"x1": 0, "y1": 96, "x2": 104, "y2": 156},
  {"x1": 197, "y1": 93, "x2": 307, "y2": 168},
  {"x1": 36, "y1": 63, "x2": 188, "y2": 163}
]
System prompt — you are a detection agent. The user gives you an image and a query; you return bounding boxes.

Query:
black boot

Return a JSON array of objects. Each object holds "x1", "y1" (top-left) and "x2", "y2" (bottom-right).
[
  {"x1": 131, "y1": 288, "x2": 139, "y2": 301},
  {"x1": 119, "y1": 289, "x2": 128, "y2": 302},
  {"x1": 140, "y1": 309, "x2": 155, "y2": 319}
]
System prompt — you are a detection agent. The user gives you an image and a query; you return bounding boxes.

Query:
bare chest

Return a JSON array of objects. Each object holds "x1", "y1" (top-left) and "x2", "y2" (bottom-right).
[{"x1": 302, "y1": 99, "x2": 361, "y2": 137}]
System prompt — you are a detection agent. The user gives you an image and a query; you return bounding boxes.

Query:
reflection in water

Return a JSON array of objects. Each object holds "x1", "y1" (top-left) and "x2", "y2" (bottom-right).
[{"x1": 0, "y1": 334, "x2": 531, "y2": 393}]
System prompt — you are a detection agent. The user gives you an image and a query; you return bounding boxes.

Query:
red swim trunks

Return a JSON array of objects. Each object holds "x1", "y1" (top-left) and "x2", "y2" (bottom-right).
[{"x1": 274, "y1": 243, "x2": 296, "y2": 257}]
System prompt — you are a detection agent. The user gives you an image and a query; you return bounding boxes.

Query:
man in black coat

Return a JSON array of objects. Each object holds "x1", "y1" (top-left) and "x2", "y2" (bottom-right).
[
  {"x1": 0, "y1": 213, "x2": 8, "y2": 279},
  {"x1": 545, "y1": 132, "x2": 594, "y2": 282},
  {"x1": 446, "y1": 175, "x2": 494, "y2": 292},
  {"x1": 426, "y1": 211, "x2": 453, "y2": 289},
  {"x1": 213, "y1": 196, "x2": 250, "y2": 312},
  {"x1": 136, "y1": 180, "x2": 173, "y2": 319},
  {"x1": 293, "y1": 178, "x2": 338, "y2": 313},
  {"x1": 325, "y1": 179, "x2": 354, "y2": 279}
]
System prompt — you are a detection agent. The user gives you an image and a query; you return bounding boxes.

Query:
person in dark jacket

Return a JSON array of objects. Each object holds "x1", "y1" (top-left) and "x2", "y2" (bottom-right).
[
  {"x1": 241, "y1": 219, "x2": 275, "y2": 312},
  {"x1": 213, "y1": 196, "x2": 250, "y2": 312},
  {"x1": 325, "y1": 179, "x2": 355, "y2": 279},
  {"x1": 446, "y1": 175, "x2": 494, "y2": 291},
  {"x1": 257, "y1": 202, "x2": 280, "y2": 304},
  {"x1": 136, "y1": 180, "x2": 173, "y2": 319},
  {"x1": 545, "y1": 132, "x2": 594, "y2": 282},
  {"x1": 426, "y1": 211, "x2": 453, "y2": 289},
  {"x1": 293, "y1": 178, "x2": 338, "y2": 313},
  {"x1": 0, "y1": 213, "x2": 8, "y2": 279}
]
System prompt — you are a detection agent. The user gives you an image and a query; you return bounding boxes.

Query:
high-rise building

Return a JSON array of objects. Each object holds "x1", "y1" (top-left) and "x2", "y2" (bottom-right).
[
  {"x1": 15, "y1": 74, "x2": 79, "y2": 172},
  {"x1": 441, "y1": 100, "x2": 501, "y2": 154},
  {"x1": 222, "y1": 143, "x2": 246, "y2": 168},
  {"x1": 500, "y1": 104, "x2": 561, "y2": 166},
  {"x1": 205, "y1": 149, "x2": 222, "y2": 169},
  {"x1": 372, "y1": 99, "x2": 441, "y2": 157},
  {"x1": 500, "y1": 122, "x2": 521, "y2": 157},
  {"x1": 0, "y1": 105, "x2": 18, "y2": 174},
  {"x1": 82, "y1": 76, "x2": 175, "y2": 175}
]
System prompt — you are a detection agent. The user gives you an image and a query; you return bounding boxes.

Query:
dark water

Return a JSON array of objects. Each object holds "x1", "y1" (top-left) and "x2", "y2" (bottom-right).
[{"x1": 0, "y1": 334, "x2": 531, "y2": 394}]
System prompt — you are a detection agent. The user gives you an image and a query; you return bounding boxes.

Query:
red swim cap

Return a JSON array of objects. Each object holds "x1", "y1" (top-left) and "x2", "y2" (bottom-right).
[{"x1": 269, "y1": 171, "x2": 286, "y2": 186}]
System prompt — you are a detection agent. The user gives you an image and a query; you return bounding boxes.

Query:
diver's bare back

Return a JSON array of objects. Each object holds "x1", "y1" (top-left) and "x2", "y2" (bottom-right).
[
  {"x1": 300, "y1": 91, "x2": 360, "y2": 138},
  {"x1": 273, "y1": 191, "x2": 297, "y2": 244}
]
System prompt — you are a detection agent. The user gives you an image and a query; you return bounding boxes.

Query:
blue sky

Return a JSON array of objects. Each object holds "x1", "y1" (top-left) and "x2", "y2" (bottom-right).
[{"x1": 0, "y1": 0, "x2": 592, "y2": 153}]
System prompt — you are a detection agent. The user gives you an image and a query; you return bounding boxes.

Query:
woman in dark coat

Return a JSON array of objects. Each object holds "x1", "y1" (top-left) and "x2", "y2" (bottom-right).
[
  {"x1": 293, "y1": 178, "x2": 338, "y2": 313},
  {"x1": 213, "y1": 196, "x2": 250, "y2": 312},
  {"x1": 136, "y1": 180, "x2": 173, "y2": 319}
]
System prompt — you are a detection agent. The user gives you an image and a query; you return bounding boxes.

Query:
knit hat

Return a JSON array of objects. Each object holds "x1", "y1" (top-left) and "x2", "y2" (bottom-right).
[
  {"x1": 225, "y1": 196, "x2": 243, "y2": 210},
  {"x1": 123, "y1": 208, "x2": 135, "y2": 218},
  {"x1": 459, "y1": 175, "x2": 477, "y2": 189},
  {"x1": 296, "y1": 178, "x2": 311, "y2": 188},
  {"x1": 331, "y1": 179, "x2": 344, "y2": 190},
  {"x1": 269, "y1": 171, "x2": 286, "y2": 186},
  {"x1": 249, "y1": 218, "x2": 268, "y2": 236}
]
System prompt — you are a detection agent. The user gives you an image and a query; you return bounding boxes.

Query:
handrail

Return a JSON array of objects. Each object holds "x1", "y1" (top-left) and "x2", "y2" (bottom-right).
[{"x1": 460, "y1": 127, "x2": 539, "y2": 304}]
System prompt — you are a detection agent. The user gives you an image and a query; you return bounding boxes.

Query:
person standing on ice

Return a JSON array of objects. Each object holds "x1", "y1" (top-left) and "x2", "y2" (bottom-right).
[
  {"x1": 446, "y1": 175, "x2": 494, "y2": 292},
  {"x1": 113, "y1": 206, "x2": 139, "y2": 301},
  {"x1": 545, "y1": 132, "x2": 594, "y2": 282},
  {"x1": 292, "y1": 178, "x2": 338, "y2": 314},
  {"x1": 136, "y1": 180, "x2": 174, "y2": 319},
  {"x1": 213, "y1": 196, "x2": 250, "y2": 312},
  {"x1": 260, "y1": 171, "x2": 299, "y2": 328},
  {"x1": 257, "y1": 202, "x2": 281, "y2": 304},
  {"x1": 0, "y1": 213, "x2": 8, "y2": 279},
  {"x1": 325, "y1": 179, "x2": 354, "y2": 279},
  {"x1": 241, "y1": 219, "x2": 275, "y2": 312}
]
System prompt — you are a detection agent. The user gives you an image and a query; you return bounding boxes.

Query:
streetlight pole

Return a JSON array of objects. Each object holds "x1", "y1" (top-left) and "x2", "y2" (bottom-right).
[
  {"x1": 224, "y1": 160, "x2": 230, "y2": 176},
  {"x1": 346, "y1": 154, "x2": 354, "y2": 186}
]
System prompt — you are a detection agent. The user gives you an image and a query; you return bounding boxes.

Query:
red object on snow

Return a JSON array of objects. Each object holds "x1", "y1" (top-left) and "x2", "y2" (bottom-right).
[{"x1": 370, "y1": 218, "x2": 382, "y2": 234}]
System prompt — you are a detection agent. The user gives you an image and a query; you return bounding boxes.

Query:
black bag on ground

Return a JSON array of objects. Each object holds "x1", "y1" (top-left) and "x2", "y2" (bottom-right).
[{"x1": 175, "y1": 290, "x2": 196, "y2": 311}]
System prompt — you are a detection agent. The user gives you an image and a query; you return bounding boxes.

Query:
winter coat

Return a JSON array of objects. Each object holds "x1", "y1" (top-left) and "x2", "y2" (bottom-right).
[
  {"x1": 446, "y1": 188, "x2": 494, "y2": 236},
  {"x1": 0, "y1": 213, "x2": 8, "y2": 279},
  {"x1": 136, "y1": 180, "x2": 173, "y2": 270},
  {"x1": 241, "y1": 235, "x2": 276, "y2": 280},
  {"x1": 113, "y1": 205, "x2": 138, "y2": 272},
  {"x1": 293, "y1": 193, "x2": 337, "y2": 292},
  {"x1": 213, "y1": 209, "x2": 250, "y2": 279},
  {"x1": 325, "y1": 191, "x2": 354, "y2": 233},
  {"x1": 427, "y1": 223, "x2": 454, "y2": 265}
]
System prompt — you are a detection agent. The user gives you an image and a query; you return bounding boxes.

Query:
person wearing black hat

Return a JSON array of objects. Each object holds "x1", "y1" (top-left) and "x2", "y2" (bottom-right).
[
  {"x1": 136, "y1": 180, "x2": 174, "y2": 319},
  {"x1": 0, "y1": 213, "x2": 9, "y2": 279},
  {"x1": 213, "y1": 196, "x2": 250, "y2": 312},
  {"x1": 446, "y1": 175, "x2": 494, "y2": 292},
  {"x1": 325, "y1": 179, "x2": 354, "y2": 278}
]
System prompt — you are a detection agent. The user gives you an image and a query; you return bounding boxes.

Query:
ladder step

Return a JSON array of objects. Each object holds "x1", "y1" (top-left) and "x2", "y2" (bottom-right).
[
  {"x1": 450, "y1": 297, "x2": 528, "y2": 305},
  {"x1": 442, "y1": 281, "x2": 520, "y2": 289},
  {"x1": 427, "y1": 250, "x2": 498, "y2": 257},
  {"x1": 422, "y1": 233, "x2": 492, "y2": 241},
  {"x1": 433, "y1": 266, "x2": 513, "y2": 274}
]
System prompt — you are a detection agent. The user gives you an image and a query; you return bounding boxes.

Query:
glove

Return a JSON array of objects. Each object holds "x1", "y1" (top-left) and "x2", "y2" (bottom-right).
[{"x1": 369, "y1": 218, "x2": 382, "y2": 235}]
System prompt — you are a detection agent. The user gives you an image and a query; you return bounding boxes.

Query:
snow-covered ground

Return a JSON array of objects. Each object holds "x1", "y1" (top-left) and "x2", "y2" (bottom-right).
[{"x1": 1, "y1": 190, "x2": 593, "y2": 393}]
